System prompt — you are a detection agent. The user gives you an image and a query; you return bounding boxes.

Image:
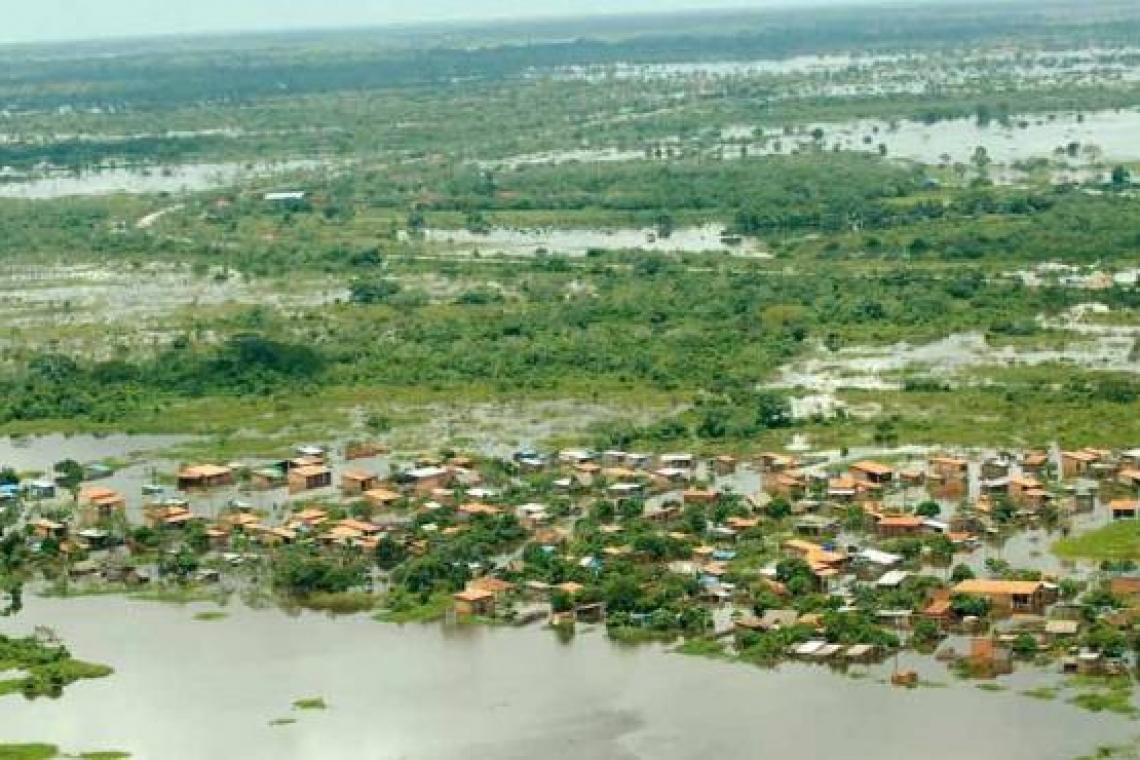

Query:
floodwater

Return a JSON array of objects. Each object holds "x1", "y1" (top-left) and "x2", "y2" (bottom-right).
[
  {"x1": 0, "y1": 595, "x2": 1133, "y2": 760},
  {"x1": 806, "y1": 110, "x2": 1140, "y2": 165},
  {"x1": 0, "y1": 434, "x2": 189, "y2": 474},
  {"x1": 422, "y1": 225, "x2": 768, "y2": 258},
  {"x1": 0, "y1": 160, "x2": 324, "y2": 199},
  {"x1": 773, "y1": 332, "x2": 1140, "y2": 395}
]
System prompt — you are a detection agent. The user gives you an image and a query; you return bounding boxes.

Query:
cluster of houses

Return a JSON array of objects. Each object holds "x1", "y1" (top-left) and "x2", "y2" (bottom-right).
[{"x1": 7, "y1": 440, "x2": 1140, "y2": 673}]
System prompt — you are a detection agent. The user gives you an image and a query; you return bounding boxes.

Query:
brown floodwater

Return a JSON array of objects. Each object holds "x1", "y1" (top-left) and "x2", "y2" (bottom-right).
[{"x1": 0, "y1": 596, "x2": 1134, "y2": 760}]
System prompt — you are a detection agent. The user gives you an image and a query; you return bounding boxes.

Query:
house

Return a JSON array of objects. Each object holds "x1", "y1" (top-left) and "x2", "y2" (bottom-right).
[
  {"x1": 952, "y1": 579, "x2": 1049, "y2": 616},
  {"x1": 78, "y1": 487, "x2": 126, "y2": 526},
  {"x1": 27, "y1": 479, "x2": 57, "y2": 499},
  {"x1": 288, "y1": 465, "x2": 332, "y2": 494},
  {"x1": 341, "y1": 469, "x2": 380, "y2": 496},
  {"x1": 928, "y1": 455, "x2": 969, "y2": 481},
  {"x1": 363, "y1": 487, "x2": 402, "y2": 510},
  {"x1": 468, "y1": 576, "x2": 515, "y2": 598},
  {"x1": 1111, "y1": 499, "x2": 1140, "y2": 520},
  {"x1": 827, "y1": 476, "x2": 859, "y2": 501},
  {"x1": 758, "y1": 453, "x2": 797, "y2": 473},
  {"x1": 176, "y1": 464, "x2": 234, "y2": 491},
  {"x1": 30, "y1": 518, "x2": 66, "y2": 540},
  {"x1": 1062, "y1": 449, "x2": 1101, "y2": 479},
  {"x1": 453, "y1": 588, "x2": 496, "y2": 617},
  {"x1": 875, "y1": 515, "x2": 925, "y2": 538},
  {"x1": 659, "y1": 453, "x2": 695, "y2": 471},
  {"x1": 713, "y1": 456, "x2": 738, "y2": 476},
  {"x1": 247, "y1": 466, "x2": 284, "y2": 490},
  {"x1": 1118, "y1": 468, "x2": 1140, "y2": 491},
  {"x1": 1008, "y1": 475, "x2": 1044, "y2": 505},
  {"x1": 767, "y1": 471, "x2": 807, "y2": 500},
  {"x1": 850, "y1": 461, "x2": 894, "y2": 486},
  {"x1": 683, "y1": 489, "x2": 718, "y2": 505},
  {"x1": 404, "y1": 466, "x2": 454, "y2": 495},
  {"x1": 1019, "y1": 450, "x2": 1048, "y2": 474},
  {"x1": 145, "y1": 502, "x2": 199, "y2": 530},
  {"x1": 921, "y1": 589, "x2": 954, "y2": 629}
]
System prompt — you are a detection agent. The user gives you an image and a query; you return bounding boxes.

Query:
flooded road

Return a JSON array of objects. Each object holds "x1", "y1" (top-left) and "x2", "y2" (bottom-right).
[{"x1": 0, "y1": 595, "x2": 1134, "y2": 760}]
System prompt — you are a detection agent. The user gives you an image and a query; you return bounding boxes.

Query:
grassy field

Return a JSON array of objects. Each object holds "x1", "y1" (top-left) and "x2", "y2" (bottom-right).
[{"x1": 1054, "y1": 521, "x2": 1140, "y2": 560}]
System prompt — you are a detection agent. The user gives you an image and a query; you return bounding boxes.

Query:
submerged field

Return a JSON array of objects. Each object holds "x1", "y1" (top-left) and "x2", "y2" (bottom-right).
[{"x1": 0, "y1": 1, "x2": 1137, "y2": 452}]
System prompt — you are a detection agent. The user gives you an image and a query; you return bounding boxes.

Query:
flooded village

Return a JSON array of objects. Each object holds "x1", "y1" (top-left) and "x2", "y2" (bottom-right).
[
  {"x1": 5, "y1": 1, "x2": 1140, "y2": 757},
  {"x1": 5, "y1": 431, "x2": 1140, "y2": 757}
]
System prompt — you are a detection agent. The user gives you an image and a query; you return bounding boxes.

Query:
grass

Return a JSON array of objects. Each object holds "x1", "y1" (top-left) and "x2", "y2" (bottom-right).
[
  {"x1": 1054, "y1": 521, "x2": 1140, "y2": 561},
  {"x1": 292, "y1": 697, "x2": 327, "y2": 711},
  {"x1": 976, "y1": 682, "x2": 1007, "y2": 692},
  {"x1": 192, "y1": 611, "x2": 228, "y2": 622},
  {"x1": 269, "y1": 718, "x2": 297, "y2": 727},
  {"x1": 1069, "y1": 691, "x2": 1139, "y2": 716},
  {"x1": 1022, "y1": 685, "x2": 1061, "y2": 700},
  {"x1": 130, "y1": 587, "x2": 227, "y2": 605},
  {"x1": 1066, "y1": 675, "x2": 1139, "y2": 716},
  {"x1": 373, "y1": 592, "x2": 451, "y2": 624},
  {"x1": 674, "y1": 638, "x2": 728, "y2": 659},
  {"x1": 298, "y1": 592, "x2": 378, "y2": 616},
  {"x1": 0, "y1": 746, "x2": 58, "y2": 760}
]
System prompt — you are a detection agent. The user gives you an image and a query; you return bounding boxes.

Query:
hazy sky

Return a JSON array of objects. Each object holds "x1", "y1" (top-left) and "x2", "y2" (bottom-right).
[{"x1": 3, "y1": 0, "x2": 879, "y2": 44}]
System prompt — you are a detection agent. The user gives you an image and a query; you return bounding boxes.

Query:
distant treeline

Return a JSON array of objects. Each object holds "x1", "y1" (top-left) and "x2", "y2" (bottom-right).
[{"x1": 2, "y1": 1, "x2": 1140, "y2": 109}]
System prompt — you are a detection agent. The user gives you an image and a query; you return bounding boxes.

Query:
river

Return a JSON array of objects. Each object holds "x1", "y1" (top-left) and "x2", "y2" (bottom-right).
[{"x1": 0, "y1": 596, "x2": 1133, "y2": 760}]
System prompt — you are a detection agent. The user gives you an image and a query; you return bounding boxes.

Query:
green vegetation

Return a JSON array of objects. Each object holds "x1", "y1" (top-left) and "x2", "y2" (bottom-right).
[
  {"x1": 1055, "y1": 522, "x2": 1140, "y2": 561},
  {"x1": 0, "y1": 747, "x2": 57, "y2": 760},
  {"x1": 292, "y1": 697, "x2": 328, "y2": 711},
  {"x1": 0, "y1": 635, "x2": 113, "y2": 700}
]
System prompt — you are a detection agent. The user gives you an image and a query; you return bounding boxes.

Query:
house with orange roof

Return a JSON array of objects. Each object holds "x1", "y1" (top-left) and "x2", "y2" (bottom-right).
[
  {"x1": 453, "y1": 588, "x2": 496, "y2": 617},
  {"x1": 1062, "y1": 449, "x2": 1101, "y2": 479},
  {"x1": 874, "y1": 515, "x2": 925, "y2": 538},
  {"x1": 1111, "y1": 499, "x2": 1140, "y2": 520},
  {"x1": 177, "y1": 464, "x2": 235, "y2": 491},
  {"x1": 363, "y1": 487, "x2": 403, "y2": 509},
  {"x1": 1118, "y1": 468, "x2": 1140, "y2": 490},
  {"x1": 928, "y1": 455, "x2": 969, "y2": 480},
  {"x1": 952, "y1": 579, "x2": 1049, "y2": 616},
  {"x1": 850, "y1": 460, "x2": 895, "y2": 486},
  {"x1": 341, "y1": 469, "x2": 380, "y2": 496},
  {"x1": 288, "y1": 464, "x2": 332, "y2": 494},
  {"x1": 78, "y1": 486, "x2": 126, "y2": 526}
]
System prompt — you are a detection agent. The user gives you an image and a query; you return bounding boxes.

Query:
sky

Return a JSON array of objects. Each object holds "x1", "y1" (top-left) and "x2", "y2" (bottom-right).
[{"x1": 2, "y1": 0, "x2": 889, "y2": 44}]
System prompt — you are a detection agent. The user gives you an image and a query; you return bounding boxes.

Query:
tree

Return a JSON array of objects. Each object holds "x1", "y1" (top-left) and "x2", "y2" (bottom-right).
[
  {"x1": 349, "y1": 278, "x2": 402, "y2": 305},
  {"x1": 1111, "y1": 165, "x2": 1131, "y2": 188},
  {"x1": 911, "y1": 617, "x2": 942, "y2": 648},
  {"x1": 54, "y1": 460, "x2": 84, "y2": 503},
  {"x1": 950, "y1": 563, "x2": 976, "y2": 583},
  {"x1": 1012, "y1": 633, "x2": 1038, "y2": 658},
  {"x1": 765, "y1": 497, "x2": 792, "y2": 520},
  {"x1": 915, "y1": 501, "x2": 941, "y2": 518},
  {"x1": 951, "y1": 594, "x2": 990, "y2": 619}
]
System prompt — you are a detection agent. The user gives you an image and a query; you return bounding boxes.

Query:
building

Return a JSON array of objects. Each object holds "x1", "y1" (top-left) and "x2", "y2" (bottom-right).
[
  {"x1": 1110, "y1": 499, "x2": 1140, "y2": 520},
  {"x1": 952, "y1": 579, "x2": 1049, "y2": 616},
  {"x1": 404, "y1": 466, "x2": 454, "y2": 495},
  {"x1": 341, "y1": 469, "x2": 380, "y2": 496},
  {"x1": 453, "y1": 588, "x2": 496, "y2": 617},
  {"x1": 850, "y1": 461, "x2": 894, "y2": 486},
  {"x1": 1062, "y1": 449, "x2": 1101, "y2": 479},
  {"x1": 78, "y1": 487, "x2": 126, "y2": 526},
  {"x1": 177, "y1": 464, "x2": 235, "y2": 491},
  {"x1": 875, "y1": 515, "x2": 925, "y2": 538},
  {"x1": 288, "y1": 465, "x2": 332, "y2": 494}
]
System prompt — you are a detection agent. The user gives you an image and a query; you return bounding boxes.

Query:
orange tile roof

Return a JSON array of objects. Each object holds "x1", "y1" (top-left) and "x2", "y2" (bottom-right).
[
  {"x1": 852, "y1": 460, "x2": 894, "y2": 476},
  {"x1": 953, "y1": 579, "x2": 1043, "y2": 596},
  {"x1": 877, "y1": 516, "x2": 924, "y2": 528}
]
